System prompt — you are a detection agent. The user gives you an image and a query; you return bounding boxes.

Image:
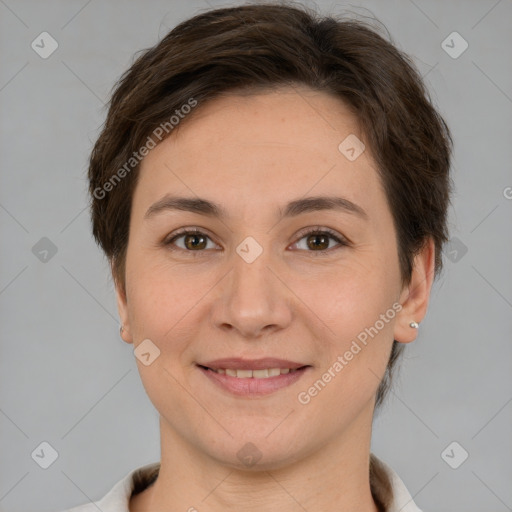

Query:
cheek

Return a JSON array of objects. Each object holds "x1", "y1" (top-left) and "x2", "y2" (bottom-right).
[
  {"x1": 126, "y1": 251, "x2": 189, "y2": 320},
  {"x1": 302, "y1": 289, "x2": 396, "y2": 421},
  {"x1": 304, "y1": 253, "x2": 396, "y2": 336},
  {"x1": 300, "y1": 252, "x2": 398, "y2": 397},
  {"x1": 125, "y1": 258, "x2": 212, "y2": 373},
  {"x1": 126, "y1": 269, "x2": 197, "y2": 402}
]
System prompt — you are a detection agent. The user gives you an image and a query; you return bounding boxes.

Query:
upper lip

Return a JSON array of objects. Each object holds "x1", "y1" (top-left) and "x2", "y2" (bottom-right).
[{"x1": 198, "y1": 358, "x2": 309, "y2": 371}]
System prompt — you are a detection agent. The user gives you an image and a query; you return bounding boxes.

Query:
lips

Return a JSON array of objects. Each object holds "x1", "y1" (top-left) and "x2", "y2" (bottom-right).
[
  {"x1": 198, "y1": 358, "x2": 308, "y2": 371},
  {"x1": 197, "y1": 359, "x2": 311, "y2": 396}
]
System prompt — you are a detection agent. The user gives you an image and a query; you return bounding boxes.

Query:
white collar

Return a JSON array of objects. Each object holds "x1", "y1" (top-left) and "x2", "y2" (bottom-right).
[
  {"x1": 377, "y1": 457, "x2": 423, "y2": 512},
  {"x1": 65, "y1": 455, "x2": 422, "y2": 511}
]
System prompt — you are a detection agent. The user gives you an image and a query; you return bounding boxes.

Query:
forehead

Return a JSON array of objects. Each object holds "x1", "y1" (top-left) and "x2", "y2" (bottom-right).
[{"x1": 134, "y1": 87, "x2": 386, "y2": 222}]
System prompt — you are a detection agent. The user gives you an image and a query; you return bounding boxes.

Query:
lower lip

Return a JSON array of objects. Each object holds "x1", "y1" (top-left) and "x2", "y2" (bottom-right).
[{"x1": 197, "y1": 366, "x2": 310, "y2": 397}]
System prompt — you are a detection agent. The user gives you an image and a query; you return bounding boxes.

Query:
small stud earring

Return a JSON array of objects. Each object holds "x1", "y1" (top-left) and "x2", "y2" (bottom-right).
[
  {"x1": 120, "y1": 325, "x2": 124, "y2": 336},
  {"x1": 409, "y1": 321, "x2": 419, "y2": 329}
]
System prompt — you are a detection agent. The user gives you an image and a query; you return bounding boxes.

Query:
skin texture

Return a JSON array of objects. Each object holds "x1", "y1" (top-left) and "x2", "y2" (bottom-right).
[{"x1": 116, "y1": 86, "x2": 435, "y2": 512}]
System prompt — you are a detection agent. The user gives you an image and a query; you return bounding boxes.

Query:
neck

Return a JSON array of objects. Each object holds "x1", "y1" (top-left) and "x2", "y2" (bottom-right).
[{"x1": 131, "y1": 405, "x2": 380, "y2": 512}]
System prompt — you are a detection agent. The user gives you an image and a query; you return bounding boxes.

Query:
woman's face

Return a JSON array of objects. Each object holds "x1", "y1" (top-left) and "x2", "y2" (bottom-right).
[{"x1": 117, "y1": 86, "x2": 430, "y2": 469}]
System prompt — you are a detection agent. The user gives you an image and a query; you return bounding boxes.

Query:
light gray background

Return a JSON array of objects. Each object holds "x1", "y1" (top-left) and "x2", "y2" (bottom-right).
[{"x1": 1, "y1": 0, "x2": 511, "y2": 511}]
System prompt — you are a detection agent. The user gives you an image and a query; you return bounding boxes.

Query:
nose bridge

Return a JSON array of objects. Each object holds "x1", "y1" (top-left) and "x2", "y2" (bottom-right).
[
  {"x1": 231, "y1": 237, "x2": 277, "y2": 311},
  {"x1": 213, "y1": 236, "x2": 292, "y2": 337},
  {"x1": 233, "y1": 243, "x2": 272, "y2": 297}
]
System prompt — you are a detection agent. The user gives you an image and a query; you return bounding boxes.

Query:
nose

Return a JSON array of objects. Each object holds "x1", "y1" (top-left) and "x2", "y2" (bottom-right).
[{"x1": 211, "y1": 246, "x2": 293, "y2": 339}]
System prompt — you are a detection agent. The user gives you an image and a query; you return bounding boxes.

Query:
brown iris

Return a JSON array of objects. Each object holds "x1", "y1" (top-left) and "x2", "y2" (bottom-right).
[
  {"x1": 184, "y1": 233, "x2": 208, "y2": 250},
  {"x1": 306, "y1": 233, "x2": 330, "y2": 251}
]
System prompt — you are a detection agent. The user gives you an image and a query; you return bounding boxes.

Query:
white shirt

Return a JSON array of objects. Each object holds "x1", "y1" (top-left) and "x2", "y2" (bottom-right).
[{"x1": 61, "y1": 455, "x2": 422, "y2": 512}]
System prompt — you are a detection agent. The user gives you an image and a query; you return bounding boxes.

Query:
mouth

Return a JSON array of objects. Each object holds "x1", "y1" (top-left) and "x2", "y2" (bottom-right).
[{"x1": 196, "y1": 358, "x2": 311, "y2": 397}]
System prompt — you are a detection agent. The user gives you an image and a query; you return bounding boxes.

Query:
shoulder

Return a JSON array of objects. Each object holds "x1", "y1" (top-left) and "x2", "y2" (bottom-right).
[
  {"x1": 372, "y1": 454, "x2": 424, "y2": 512},
  {"x1": 56, "y1": 462, "x2": 160, "y2": 512}
]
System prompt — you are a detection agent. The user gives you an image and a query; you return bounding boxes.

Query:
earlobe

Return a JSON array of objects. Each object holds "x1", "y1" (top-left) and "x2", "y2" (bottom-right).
[
  {"x1": 393, "y1": 238, "x2": 436, "y2": 344},
  {"x1": 119, "y1": 324, "x2": 131, "y2": 343}
]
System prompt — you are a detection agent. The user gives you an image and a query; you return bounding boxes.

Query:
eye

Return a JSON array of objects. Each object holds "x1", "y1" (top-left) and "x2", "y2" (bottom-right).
[
  {"x1": 164, "y1": 228, "x2": 219, "y2": 252},
  {"x1": 163, "y1": 227, "x2": 349, "y2": 255},
  {"x1": 290, "y1": 227, "x2": 348, "y2": 254}
]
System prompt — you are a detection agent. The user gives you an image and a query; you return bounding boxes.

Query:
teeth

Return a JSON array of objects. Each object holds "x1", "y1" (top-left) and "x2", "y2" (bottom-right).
[{"x1": 212, "y1": 367, "x2": 298, "y2": 378}]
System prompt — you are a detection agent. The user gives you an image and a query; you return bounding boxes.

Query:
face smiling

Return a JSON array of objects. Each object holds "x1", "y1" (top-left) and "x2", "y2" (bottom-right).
[{"x1": 116, "y1": 85, "x2": 433, "y2": 472}]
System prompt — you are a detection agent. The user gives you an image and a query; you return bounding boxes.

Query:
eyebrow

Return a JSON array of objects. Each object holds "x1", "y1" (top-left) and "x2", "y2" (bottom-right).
[{"x1": 144, "y1": 194, "x2": 368, "y2": 221}]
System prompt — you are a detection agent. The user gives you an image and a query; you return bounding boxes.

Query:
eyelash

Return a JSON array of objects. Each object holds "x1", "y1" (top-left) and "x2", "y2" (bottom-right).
[{"x1": 163, "y1": 226, "x2": 349, "y2": 256}]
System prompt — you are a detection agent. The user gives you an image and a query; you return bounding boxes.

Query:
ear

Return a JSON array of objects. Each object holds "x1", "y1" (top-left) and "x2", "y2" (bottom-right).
[
  {"x1": 112, "y1": 263, "x2": 133, "y2": 345},
  {"x1": 394, "y1": 237, "x2": 436, "y2": 344}
]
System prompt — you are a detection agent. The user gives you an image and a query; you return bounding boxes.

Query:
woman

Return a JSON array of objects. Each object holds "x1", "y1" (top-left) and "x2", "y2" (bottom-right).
[{"x1": 64, "y1": 2, "x2": 452, "y2": 511}]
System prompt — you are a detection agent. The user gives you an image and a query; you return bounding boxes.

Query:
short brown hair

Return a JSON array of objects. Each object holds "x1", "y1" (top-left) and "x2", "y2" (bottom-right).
[{"x1": 88, "y1": 2, "x2": 452, "y2": 413}]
